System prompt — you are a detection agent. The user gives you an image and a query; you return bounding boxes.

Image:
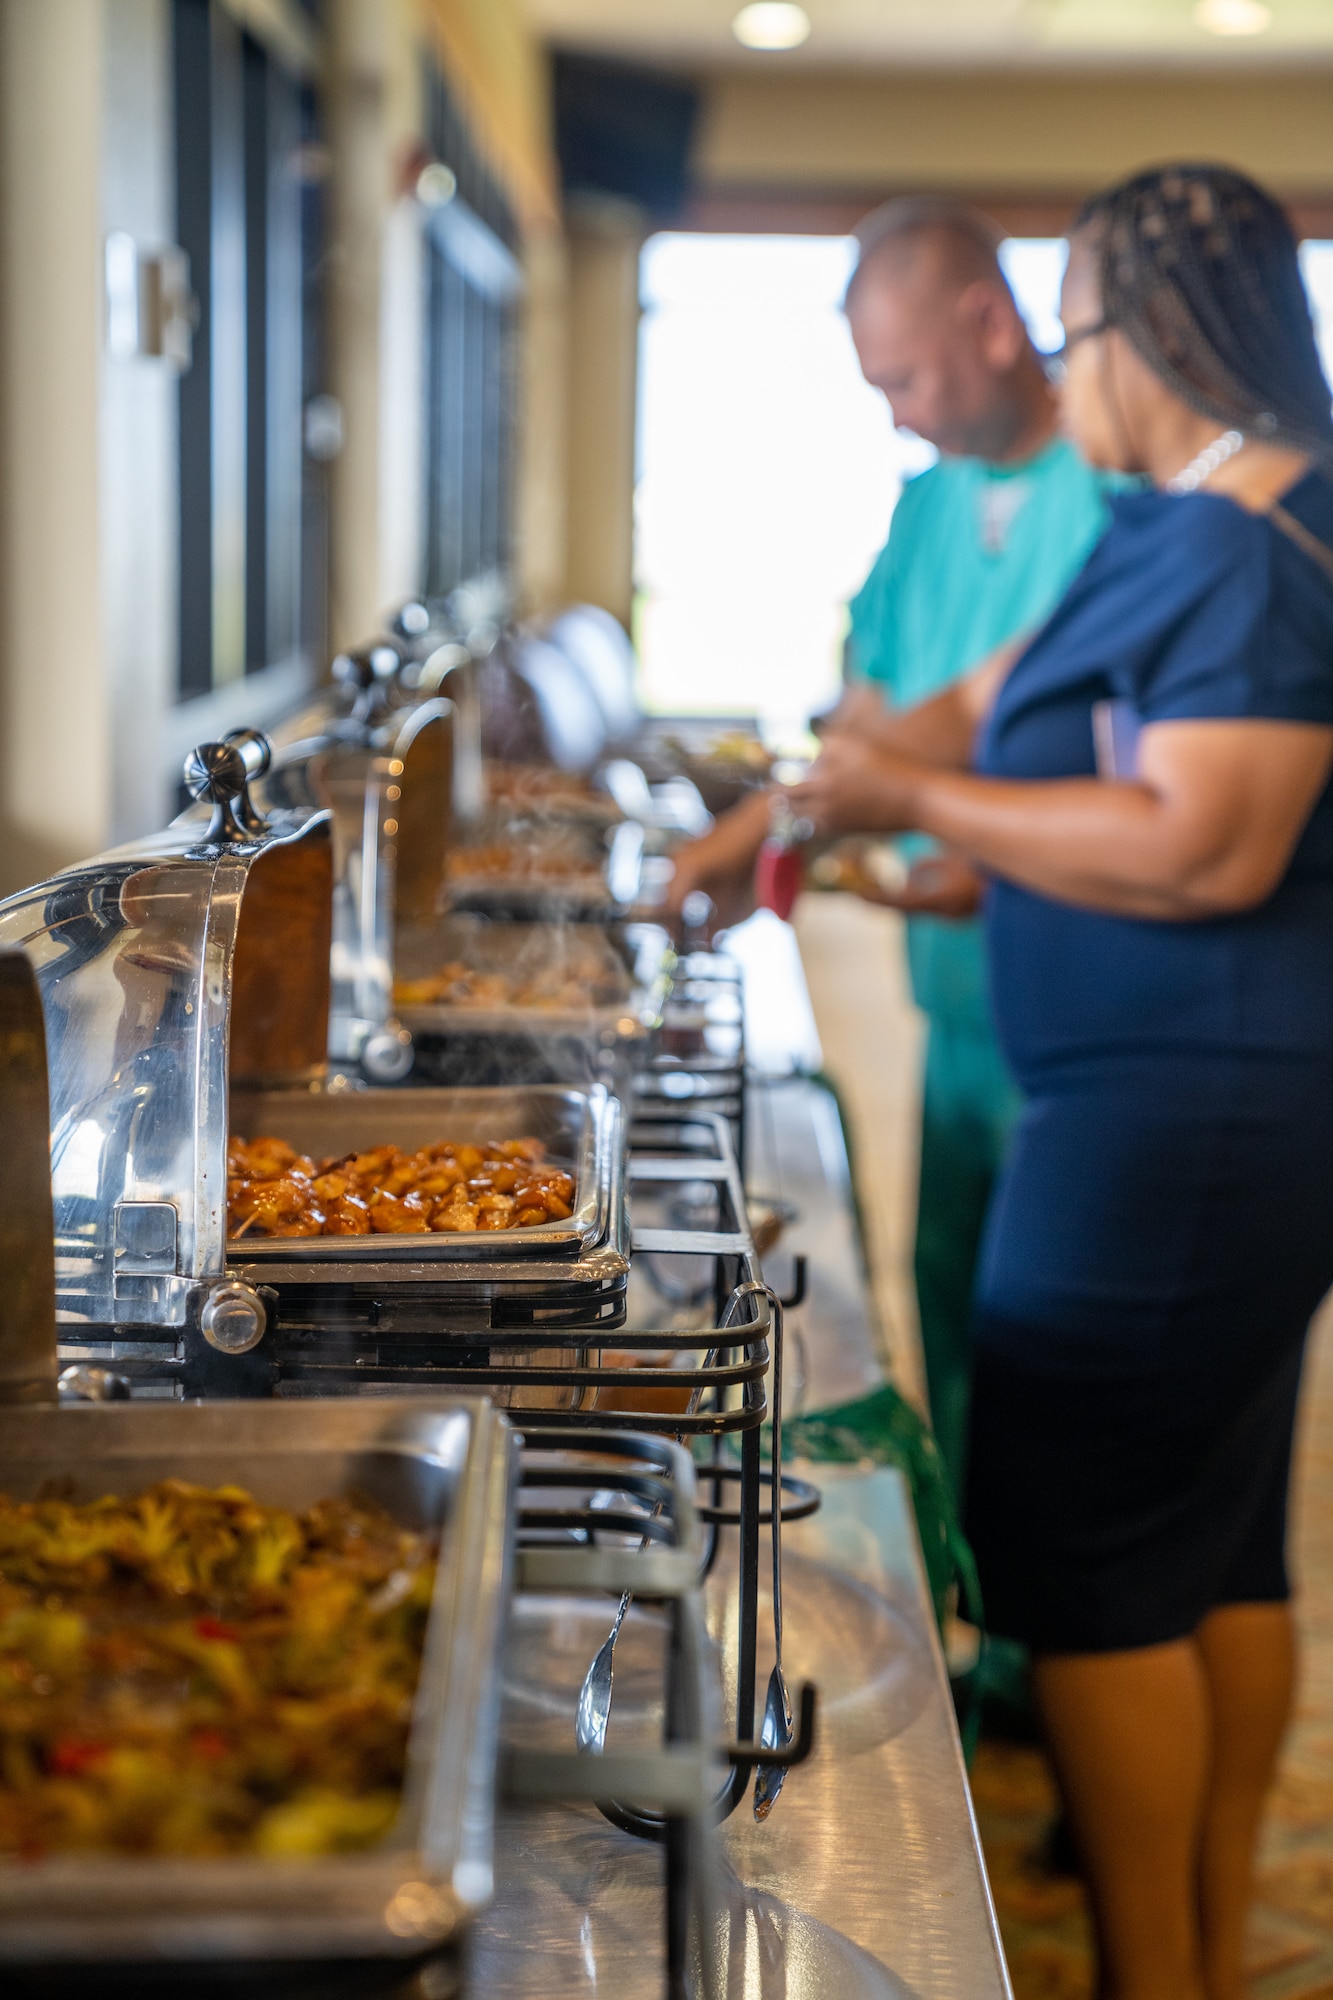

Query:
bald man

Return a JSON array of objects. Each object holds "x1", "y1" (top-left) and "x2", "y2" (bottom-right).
[{"x1": 668, "y1": 198, "x2": 1112, "y2": 1515}]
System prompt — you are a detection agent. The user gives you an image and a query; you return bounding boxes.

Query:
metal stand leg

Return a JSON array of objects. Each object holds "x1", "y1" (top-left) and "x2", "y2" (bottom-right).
[{"x1": 716, "y1": 1419, "x2": 761, "y2": 1819}]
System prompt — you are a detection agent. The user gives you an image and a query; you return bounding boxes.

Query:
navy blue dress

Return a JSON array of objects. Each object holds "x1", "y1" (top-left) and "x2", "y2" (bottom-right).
[{"x1": 966, "y1": 472, "x2": 1333, "y2": 1653}]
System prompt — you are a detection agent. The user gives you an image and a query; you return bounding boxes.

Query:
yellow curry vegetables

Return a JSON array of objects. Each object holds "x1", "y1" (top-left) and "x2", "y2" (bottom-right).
[
  {"x1": 227, "y1": 1133, "x2": 577, "y2": 1238},
  {"x1": 0, "y1": 1481, "x2": 435, "y2": 1859}
]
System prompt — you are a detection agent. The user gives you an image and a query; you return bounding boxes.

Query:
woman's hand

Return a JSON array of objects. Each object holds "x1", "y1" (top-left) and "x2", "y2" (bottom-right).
[{"x1": 786, "y1": 736, "x2": 928, "y2": 838}]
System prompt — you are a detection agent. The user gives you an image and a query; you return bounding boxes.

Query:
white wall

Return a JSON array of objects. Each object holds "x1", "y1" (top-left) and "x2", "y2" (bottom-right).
[{"x1": 0, "y1": 0, "x2": 111, "y2": 884}]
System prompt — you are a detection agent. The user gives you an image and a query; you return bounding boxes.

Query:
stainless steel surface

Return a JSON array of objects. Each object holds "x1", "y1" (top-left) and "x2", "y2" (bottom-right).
[
  {"x1": 228, "y1": 1083, "x2": 620, "y2": 1263},
  {"x1": 0, "y1": 951, "x2": 57, "y2": 1404},
  {"x1": 0, "y1": 782, "x2": 333, "y2": 1335},
  {"x1": 469, "y1": 1059, "x2": 1012, "y2": 1999},
  {"x1": 472, "y1": 1469, "x2": 1009, "y2": 1999},
  {"x1": 0, "y1": 1397, "x2": 514, "y2": 1968}
]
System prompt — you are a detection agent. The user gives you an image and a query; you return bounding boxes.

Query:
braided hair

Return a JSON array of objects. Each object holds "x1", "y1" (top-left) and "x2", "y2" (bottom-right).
[{"x1": 1075, "y1": 164, "x2": 1333, "y2": 466}]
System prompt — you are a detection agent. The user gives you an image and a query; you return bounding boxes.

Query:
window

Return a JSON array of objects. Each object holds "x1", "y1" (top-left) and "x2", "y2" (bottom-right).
[
  {"x1": 173, "y1": 0, "x2": 323, "y2": 698},
  {"x1": 635, "y1": 234, "x2": 907, "y2": 745},
  {"x1": 420, "y1": 63, "x2": 522, "y2": 603},
  {"x1": 1299, "y1": 242, "x2": 1333, "y2": 387}
]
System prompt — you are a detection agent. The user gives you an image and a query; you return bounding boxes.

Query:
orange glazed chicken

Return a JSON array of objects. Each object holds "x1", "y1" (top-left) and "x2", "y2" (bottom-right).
[{"x1": 228, "y1": 1134, "x2": 576, "y2": 1238}]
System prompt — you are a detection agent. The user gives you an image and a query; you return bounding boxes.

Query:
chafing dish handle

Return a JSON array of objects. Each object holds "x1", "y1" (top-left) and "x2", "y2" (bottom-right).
[{"x1": 184, "y1": 735, "x2": 272, "y2": 842}]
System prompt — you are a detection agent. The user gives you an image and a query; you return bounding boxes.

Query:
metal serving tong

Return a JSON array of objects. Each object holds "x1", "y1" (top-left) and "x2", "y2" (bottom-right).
[
  {"x1": 575, "y1": 1283, "x2": 795, "y2": 1825},
  {"x1": 752, "y1": 1287, "x2": 790, "y2": 1819}
]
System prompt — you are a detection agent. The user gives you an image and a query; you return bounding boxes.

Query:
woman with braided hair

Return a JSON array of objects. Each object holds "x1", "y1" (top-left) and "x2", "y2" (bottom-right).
[{"x1": 787, "y1": 163, "x2": 1333, "y2": 2000}]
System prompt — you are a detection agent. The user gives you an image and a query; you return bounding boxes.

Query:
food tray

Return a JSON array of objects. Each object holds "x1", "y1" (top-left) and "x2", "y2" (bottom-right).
[
  {"x1": 445, "y1": 819, "x2": 644, "y2": 921},
  {"x1": 398, "y1": 921, "x2": 674, "y2": 1092},
  {"x1": 0, "y1": 1397, "x2": 515, "y2": 1976},
  {"x1": 227, "y1": 1083, "x2": 622, "y2": 1266}
]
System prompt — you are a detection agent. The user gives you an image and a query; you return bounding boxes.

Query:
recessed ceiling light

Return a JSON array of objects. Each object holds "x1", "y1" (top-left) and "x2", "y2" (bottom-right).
[
  {"x1": 1193, "y1": 0, "x2": 1272, "y2": 35},
  {"x1": 732, "y1": 3, "x2": 811, "y2": 51}
]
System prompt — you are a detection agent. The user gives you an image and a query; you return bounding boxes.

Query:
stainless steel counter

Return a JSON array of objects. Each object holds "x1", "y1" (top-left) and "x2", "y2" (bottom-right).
[{"x1": 469, "y1": 1047, "x2": 1012, "y2": 2000}]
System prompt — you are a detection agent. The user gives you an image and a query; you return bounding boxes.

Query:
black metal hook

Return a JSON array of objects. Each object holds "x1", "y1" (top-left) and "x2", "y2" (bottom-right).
[{"x1": 779, "y1": 1254, "x2": 807, "y2": 1310}]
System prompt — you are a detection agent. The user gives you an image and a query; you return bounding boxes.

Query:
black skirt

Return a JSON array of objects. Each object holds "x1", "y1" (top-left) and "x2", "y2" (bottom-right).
[{"x1": 963, "y1": 1064, "x2": 1333, "y2": 1655}]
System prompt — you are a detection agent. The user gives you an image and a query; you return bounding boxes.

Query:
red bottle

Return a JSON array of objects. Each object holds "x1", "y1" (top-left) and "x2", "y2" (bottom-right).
[{"x1": 754, "y1": 797, "x2": 810, "y2": 920}]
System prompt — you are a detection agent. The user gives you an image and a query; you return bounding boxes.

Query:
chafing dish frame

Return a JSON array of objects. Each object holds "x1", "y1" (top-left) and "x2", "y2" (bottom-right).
[{"x1": 0, "y1": 1395, "x2": 515, "y2": 1971}]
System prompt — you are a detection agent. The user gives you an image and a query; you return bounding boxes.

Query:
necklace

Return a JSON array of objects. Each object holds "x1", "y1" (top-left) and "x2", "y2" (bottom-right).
[{"x1": 1166, "y1": 428, "x2": 1245, "y2": 495}]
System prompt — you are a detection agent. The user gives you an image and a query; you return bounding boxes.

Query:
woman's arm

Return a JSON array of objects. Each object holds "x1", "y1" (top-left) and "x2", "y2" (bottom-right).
[{"x1": 788, "y1": 718, "x2": 1333, "y2": 920}]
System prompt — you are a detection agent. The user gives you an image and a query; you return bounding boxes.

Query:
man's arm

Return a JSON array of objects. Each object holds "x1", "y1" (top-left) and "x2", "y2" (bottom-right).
[{"x1": 830, "y1": 642, "x2": 1020, "y2": 766}]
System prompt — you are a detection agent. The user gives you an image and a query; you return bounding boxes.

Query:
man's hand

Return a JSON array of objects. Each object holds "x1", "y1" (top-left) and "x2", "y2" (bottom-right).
[
  {"x1": 662, "y1": 787, "x2": 773, "y2": 936},
  {"x1": 785, "y1": 735, "x2": 925, "y2": 838},
  {"x1": 857, "y1": 852, "x2": 985, "y2": 919}
]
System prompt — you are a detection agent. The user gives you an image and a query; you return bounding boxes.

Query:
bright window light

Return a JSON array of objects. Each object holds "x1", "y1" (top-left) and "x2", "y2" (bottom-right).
[
  {"x1": 635, "y1": 235, "x2": 908, "y2": 744},
  {"x1": 999, "y1": 238, "x2": 1068, "y2": 353},
  {"x1": 633, "y1": 234, "x2": 1333, "y2": 742},
  {"x1": 1299, "y1": 241, "x2": 1333, "y2": 389},
  {"x1": 1194, "y1": 0, "x2": 1272, "y2": 33},
  {"x1": 732, "y1": 3, "x2": 811, "y2": 50}
]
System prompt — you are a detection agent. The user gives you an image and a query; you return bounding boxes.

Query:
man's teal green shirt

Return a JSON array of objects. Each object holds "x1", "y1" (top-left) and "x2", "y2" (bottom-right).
[{"x1": 848, "y1": 438, "x2": 1112, "y2": 1028}]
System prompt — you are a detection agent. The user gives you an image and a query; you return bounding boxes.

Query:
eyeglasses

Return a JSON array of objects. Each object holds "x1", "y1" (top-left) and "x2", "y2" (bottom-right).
[{"x1": 1043, "y1": 318, "x2": 1112, "y2": 385}]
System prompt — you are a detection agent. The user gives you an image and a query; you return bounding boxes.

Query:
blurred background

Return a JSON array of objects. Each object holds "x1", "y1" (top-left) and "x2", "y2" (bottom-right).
[{"x1": 1, "y1": 0, "x2": 1331, "y2": 883}]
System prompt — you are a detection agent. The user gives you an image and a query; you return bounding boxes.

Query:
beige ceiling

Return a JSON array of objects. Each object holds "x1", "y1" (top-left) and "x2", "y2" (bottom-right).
[{"x1": 521, "y1": 0, "x2": 1333, "y2": 69}]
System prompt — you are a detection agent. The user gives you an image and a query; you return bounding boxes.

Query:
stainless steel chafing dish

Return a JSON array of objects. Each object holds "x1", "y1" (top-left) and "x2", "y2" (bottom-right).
[
  {"x1": 0, "y1": 738, "x2": 627, "y2": 1397},
  {"x1": 397, "y1": 915, "x2": 674, "y2": 1091},
  {"x1": 445, "y1": 807, "x2": 646, "y2": 922},
  {"x1": 257, "y1": 645, "x2": 458, "y2": 1082},
  {"x1": 0, "y1": 1397, "x2": 514, "y2": 1981},
  {"x1": 0, "y1": 736, "x2": 335, "y2": 1345}
]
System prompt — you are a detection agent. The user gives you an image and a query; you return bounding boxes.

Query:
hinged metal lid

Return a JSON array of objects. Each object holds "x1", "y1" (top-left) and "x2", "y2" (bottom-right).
[
  {"x1": 0, "y1": 741, "x2": 333, "y2": 1333},
  {"x1": 258, "y1": 688, "x2": 454, "y2": 1079}
]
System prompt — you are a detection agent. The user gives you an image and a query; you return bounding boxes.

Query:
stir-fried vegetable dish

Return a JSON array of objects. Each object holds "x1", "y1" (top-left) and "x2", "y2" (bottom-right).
[
  {"x1": 228, "y1": 1133, "x2": 577, "y2": 1237},
  {"x1": 0, "y1": 1481, "x2": 435, "y2": 1858}
]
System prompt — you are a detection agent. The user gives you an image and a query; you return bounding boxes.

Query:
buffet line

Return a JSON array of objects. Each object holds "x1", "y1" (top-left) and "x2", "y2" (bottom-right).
[{"x1": 0, "y1": 598, "x2": 818, "y2": 1998}]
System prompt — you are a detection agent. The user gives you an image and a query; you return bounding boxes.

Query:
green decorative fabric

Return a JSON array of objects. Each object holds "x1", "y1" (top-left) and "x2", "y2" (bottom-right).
[{"x1": 782, "y1": 1382, "x2": 982, "y2": 1638}]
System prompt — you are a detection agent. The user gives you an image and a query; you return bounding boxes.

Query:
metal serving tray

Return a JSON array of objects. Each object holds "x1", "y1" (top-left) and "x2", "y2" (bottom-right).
[
  {"x1": 0, "y1": 1397, "x2": 515, "y2": 1974},
  {"x1": 228, "y1": 1082, "x2": 621, "y2": 1265},
  {"x1": 446, "y1": 819, "x2": 645, "y2": 922},
  {"x1": 397, "y1": 922, "x2": 674, "y2": 1091}
]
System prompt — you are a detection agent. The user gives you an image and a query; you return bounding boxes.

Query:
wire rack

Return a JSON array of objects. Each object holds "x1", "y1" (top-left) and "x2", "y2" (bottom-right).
[
  {"x1": 636, "y1": 953, "x2": 746, "y2": 1167},
  {"x1": 506, "y1": 1428, "x2": 816, "y2": 2000}
]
